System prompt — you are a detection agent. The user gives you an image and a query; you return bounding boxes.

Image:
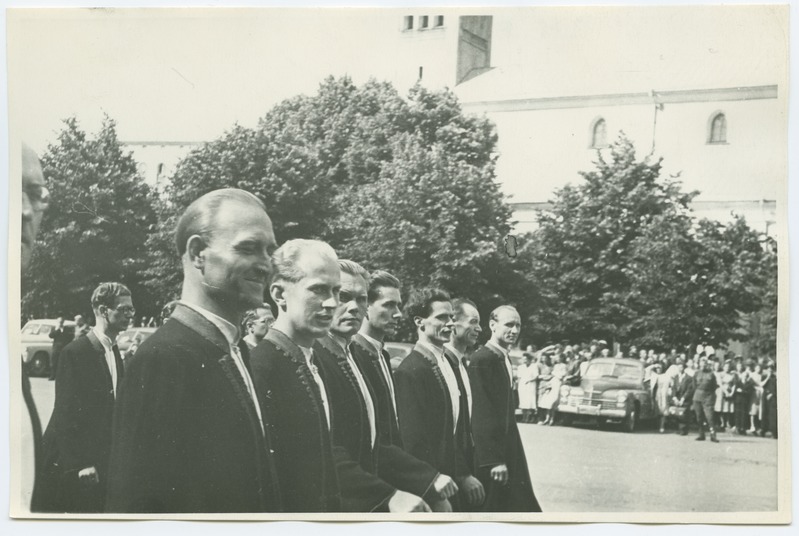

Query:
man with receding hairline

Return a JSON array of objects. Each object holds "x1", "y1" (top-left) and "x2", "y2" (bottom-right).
[
  {"x1": 106, "y1": 188, "x2": 281, "y2": 513},
  {"x1": 468, "y1": 305, "x2": 541, "y2": 512}
]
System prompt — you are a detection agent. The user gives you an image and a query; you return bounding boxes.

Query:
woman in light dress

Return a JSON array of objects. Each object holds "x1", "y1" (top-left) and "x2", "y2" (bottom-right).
[
  {"x1": 651, "y1": 363, "x2": 672, "y2": 433},
  {"x1": 517, "y1": 353, "x2": 540, "y2": 423},
  {"x1": 540, "y1": 354, "x2": 568, "y2": 426},
  {"x1": 718, "y1": 360, "x2": 737, "y2": 430}
]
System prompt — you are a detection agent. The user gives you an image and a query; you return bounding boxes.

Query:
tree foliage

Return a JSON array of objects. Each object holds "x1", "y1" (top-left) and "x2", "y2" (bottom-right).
[
  {"x1": 524, "y1": 134, "x2": 776, "y2": 350},
  {"x1": 143, "y1": 77, "x2": 522, "y2": 329},
  {"x1": 22, "y1": 117, "x2": 157, "y2": 320}
]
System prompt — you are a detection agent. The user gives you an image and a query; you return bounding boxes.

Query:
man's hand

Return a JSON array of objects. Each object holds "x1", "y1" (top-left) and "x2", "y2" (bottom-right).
[
  {"x1": 433, "y1": 473, "x2": 458, "y2": 499},
  {"x1": 490, "y1": 464, "x2": 509, "y2": 485},
  {"x1": 78, "y1": 466, "x2": 99, "y2": 485},
  {"x1": 430, "y1": 498, "x2": 453, "y2": 512},
  {"x1": 387, "y1": 490, "x2": 431, "y2": 512},
  {"x1": 457, "y1": 475, "x2": 486, "y2": 506}
]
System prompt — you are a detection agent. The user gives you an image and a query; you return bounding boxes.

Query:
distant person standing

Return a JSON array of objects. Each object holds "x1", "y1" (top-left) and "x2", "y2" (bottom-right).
[
  {"x1": 47, "y1": 317, "x2": 71, "y2": 381},
  {"x1": 759, "y1": 363, "x2": 778, "y2": 439},
  {"x1": 73, "y1": 315, "x2": 90, "y2": 340},
  {"x1": 692, "y1": 357, "x2": 719, "y2": 443},
  {"x1": 242, "y1": 305, "x2": 274, "y2": 350},
  {"x1": 468, "y1": 305, "x2": 541, "y2": 512},
  {"x1": 35, "y1": 283, "x2": 134, "y2": 512}
]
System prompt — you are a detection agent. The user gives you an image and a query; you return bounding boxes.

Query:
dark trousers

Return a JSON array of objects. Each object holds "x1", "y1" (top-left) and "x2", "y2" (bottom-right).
[
  {"x1": 734, "y1": 394, "x2": 749, "y2": 432},
  {"x1": 677, "y1": 405, "x2": 692, "y2": 433},
  {"x1": 692, "y1": 398, "x2": 715, "y2": 436}
]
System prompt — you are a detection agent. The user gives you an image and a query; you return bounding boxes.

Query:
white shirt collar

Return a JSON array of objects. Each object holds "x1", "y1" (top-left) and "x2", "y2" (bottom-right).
[
  {"x1": 92, "y1": 326, "x2": 114, "y2": 350},
  {"x1": 487, "y1": 339, "x2": 509, "y2": 358},
  {"x1": 180, "y1": 300, "x2": 240, "y2": 347},
  {"x1": 444, "y1": 343, "x2": 463, "y2": 361},
  {"x1": 419, "y1": 340, "x2": 445, "y2": 360},
  {"x1": 359, "y1": 331, "x2": 383, "y2": 354}
]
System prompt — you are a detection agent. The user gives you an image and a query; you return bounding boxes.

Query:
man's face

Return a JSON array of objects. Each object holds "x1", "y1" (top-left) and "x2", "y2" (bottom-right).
[
  {"x1": 677, "y1": 362, "x2": 685, "y2": 375},
  {"x1": 102, "y1": 295, "x2": 136, "y2": 333},
  {"x1": 490, "y1": 308, "x2": 521, "y2": 349},
  {"x1": 600, "y1": 348, "x2": 610, "y2": 357},
  {"x1": 277, "y1": 252, "x2": 341, "y2": 340},
  {"x1": 21, "y1": 148, "x2": 47, "y2": 268},
  {"x1": 366, "y1": 286, "x2": 403, "y2": 338},
  {"x1": 452, "y1": 303, "x2": 481, "y2": 347},
  {"x1": 331, "y1": 272, "x2": 368, "y2": 339},
  {"x1": 200, "y1": 201, "x2": 277, "y2": 314},
  {"x1": 250, "y1": 307, "x2": 274, "y2": 338},
  {"x1": 417, "y1": 300, "x2": 454, "y2": 347}
]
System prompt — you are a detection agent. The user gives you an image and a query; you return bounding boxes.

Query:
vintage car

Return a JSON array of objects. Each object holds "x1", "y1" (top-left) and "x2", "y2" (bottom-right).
[
  {"x1": 116, "y1": 326, "x2": 158, "y2": 358},
  {"x1": 21, "y1": 318, "x2": 76, "y2": 377},
  {"x1": 557, "y1": 357, "x2": 656, "y2": 432},
  {"x1": 385, "y1": 341, "x2": 414, "y2": 371}
]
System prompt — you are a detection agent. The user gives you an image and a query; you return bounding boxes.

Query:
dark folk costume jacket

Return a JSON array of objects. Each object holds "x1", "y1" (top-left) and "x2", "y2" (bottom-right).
[
  {"x1": 105, "y1": 304, "x2": 280, "y2": 513},
  {"x1": 34, "y1": 330, "x2": 123, "y2": 513},
  {"x1": 250, "y1": 329, "x2": 343, "y2": 512},
  {"x1": 349, "y1": 334, "x2": 441, "y2": 503},
  {"x1": 468, "y1": 344, "x2": 541, "y2": 512}
]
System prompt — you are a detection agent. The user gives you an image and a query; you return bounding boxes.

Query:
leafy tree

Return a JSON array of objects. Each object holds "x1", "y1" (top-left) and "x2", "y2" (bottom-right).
[
  {"x1": 524, "y1": 134, "x2": 774, "y2": 351},
  {"x1": 143, "y1": 77, "x2": 523, "y2": 330},
  {"x1": 22, "y1": 117, "x2": 158, "y2": 321}
]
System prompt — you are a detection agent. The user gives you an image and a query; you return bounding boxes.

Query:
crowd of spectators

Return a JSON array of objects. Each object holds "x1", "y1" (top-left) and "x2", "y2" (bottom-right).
[{"x1": 514, "y1": 341, "x2": 778, "y2": 438}]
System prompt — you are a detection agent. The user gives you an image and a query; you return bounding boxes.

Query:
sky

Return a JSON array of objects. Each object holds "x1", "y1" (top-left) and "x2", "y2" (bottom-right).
[{"x1": 5, "y1": 3, "x2": 789, "y2": 153}]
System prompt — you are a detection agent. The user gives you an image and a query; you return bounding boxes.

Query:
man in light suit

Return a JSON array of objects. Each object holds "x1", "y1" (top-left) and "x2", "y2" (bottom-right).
[
  {"x1": 468, "y1": 305, "x2": 541, "y2": 512},
  {"x1": 350, "y1": 271, "x2": 458, "y2": 509},
  {"x1": 105, "y1": 189, "x2": 281, "y2": 513},
  {"x1": 35, "y1": 282, "x2": 134, "y2": 513}
]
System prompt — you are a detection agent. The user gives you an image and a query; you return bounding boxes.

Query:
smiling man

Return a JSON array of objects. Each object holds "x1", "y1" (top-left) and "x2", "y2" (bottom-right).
[
  {"x1": 468, "y1": 305, "x2": 541, "y2": 512},
  {"x1": 105, "y1": 189, "x2": 281, "y2": 513},
  {"x1": 394, "y1": 288, "x2": 469, "y2": 509},
  {"x1": 250, "y1": 239, "x2": 344, "y2": 512}
]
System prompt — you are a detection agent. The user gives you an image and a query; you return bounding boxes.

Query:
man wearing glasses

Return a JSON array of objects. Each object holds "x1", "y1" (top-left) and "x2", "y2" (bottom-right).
[{"x1": 34, "y1": 282, "x2": 135, "y2": 513}]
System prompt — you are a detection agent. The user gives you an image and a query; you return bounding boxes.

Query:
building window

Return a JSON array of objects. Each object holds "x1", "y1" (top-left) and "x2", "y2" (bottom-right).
[
  {"x1": 434, "y1": 15, "x2": 444, "y2": 27},
  {"x1": 590, "y1": 118, "x2": 608, "y2": 148},
  {"x1": 708, "y1": 112, "x2": 727, "y2": 144},
  {"x1": 419, "y1": 16, "x2": 429, "y2": 29},
  {"x1": 403, "y1": 16, "x2": 413, "y2": 31}
]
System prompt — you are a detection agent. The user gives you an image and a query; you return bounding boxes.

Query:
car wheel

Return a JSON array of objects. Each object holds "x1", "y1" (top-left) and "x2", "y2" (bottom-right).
[
  {"x1": 29, "y1": 351, "x2": 49, "y2": 377},
  {"x1": 623, "y1": 405, "x2": 638, "y2": 433}
]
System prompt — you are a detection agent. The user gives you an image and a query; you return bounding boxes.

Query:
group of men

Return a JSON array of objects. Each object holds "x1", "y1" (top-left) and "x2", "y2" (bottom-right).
[{"x1": 27, "y1": 186, "x2": 541, "y2": 514}]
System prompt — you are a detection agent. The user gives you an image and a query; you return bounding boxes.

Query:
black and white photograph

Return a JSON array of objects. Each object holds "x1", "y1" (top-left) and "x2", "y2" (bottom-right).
[{"x1": 3, "y1": 1, "x2": 793, "y2": 526}]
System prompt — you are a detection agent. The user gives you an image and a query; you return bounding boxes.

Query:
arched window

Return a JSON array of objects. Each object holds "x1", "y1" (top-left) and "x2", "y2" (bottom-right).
[
  {"x1": 708, "y1": 112, "x2": 727, "y2": 144},
  {"x1": 591, "y1": 118, "x2": 608, "y2": 148}
]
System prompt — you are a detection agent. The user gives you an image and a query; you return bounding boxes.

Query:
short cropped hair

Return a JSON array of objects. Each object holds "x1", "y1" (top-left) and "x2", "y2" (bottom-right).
[
  {"x1": 338, "y1": 259, "x2": 370, "y2": 284},
  {"x1": 271, "y1": 239, "x2": 338, "y2": 284},
  {"x1": 489, "y1": 304, "x2": 519, "y2": 323},
  {"x1": 91, "y1": 282, "x2": 132, "y2": 310},
  {"x1": 242, "y1": 304, "x2": 273, "y2": 329},
  {"x1": 175, "y1": 188, "x2": 266, "y2": 257},
  {"x1": 452, "y1": 298, "x2": 478, "y2": 321},
  {"x1": 367, "y1": 270, "x2": 401, "y2": 304},
  {"x1": 405, "y1": 287, "x2": 451, "y2": 323}
]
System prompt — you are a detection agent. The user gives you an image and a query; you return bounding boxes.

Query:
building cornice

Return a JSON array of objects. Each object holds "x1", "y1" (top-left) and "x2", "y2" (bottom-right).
[{"x1": 462, "y1": 85, "x2": 778, "y2": 113}]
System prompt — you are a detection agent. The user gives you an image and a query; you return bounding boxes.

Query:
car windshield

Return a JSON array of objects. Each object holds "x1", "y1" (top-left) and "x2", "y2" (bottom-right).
[
  {"x1": 585, "y1": 362, "x2": 642, "y2": 381},
  {"x1": 21, "y1": 324, "x2": 41, "y2": 335}
]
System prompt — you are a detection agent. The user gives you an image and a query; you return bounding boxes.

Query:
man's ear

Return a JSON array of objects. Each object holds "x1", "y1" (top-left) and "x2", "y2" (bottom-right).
[
  {"x1": 413, "y1": 316, "x2": 424, "y2": 330},
  {"x1": 187, "y1": 235, "x2": 207, "y2": 270},
  {"x1": 270, "y1": 282, "x2": 287, "y2": 311}
]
